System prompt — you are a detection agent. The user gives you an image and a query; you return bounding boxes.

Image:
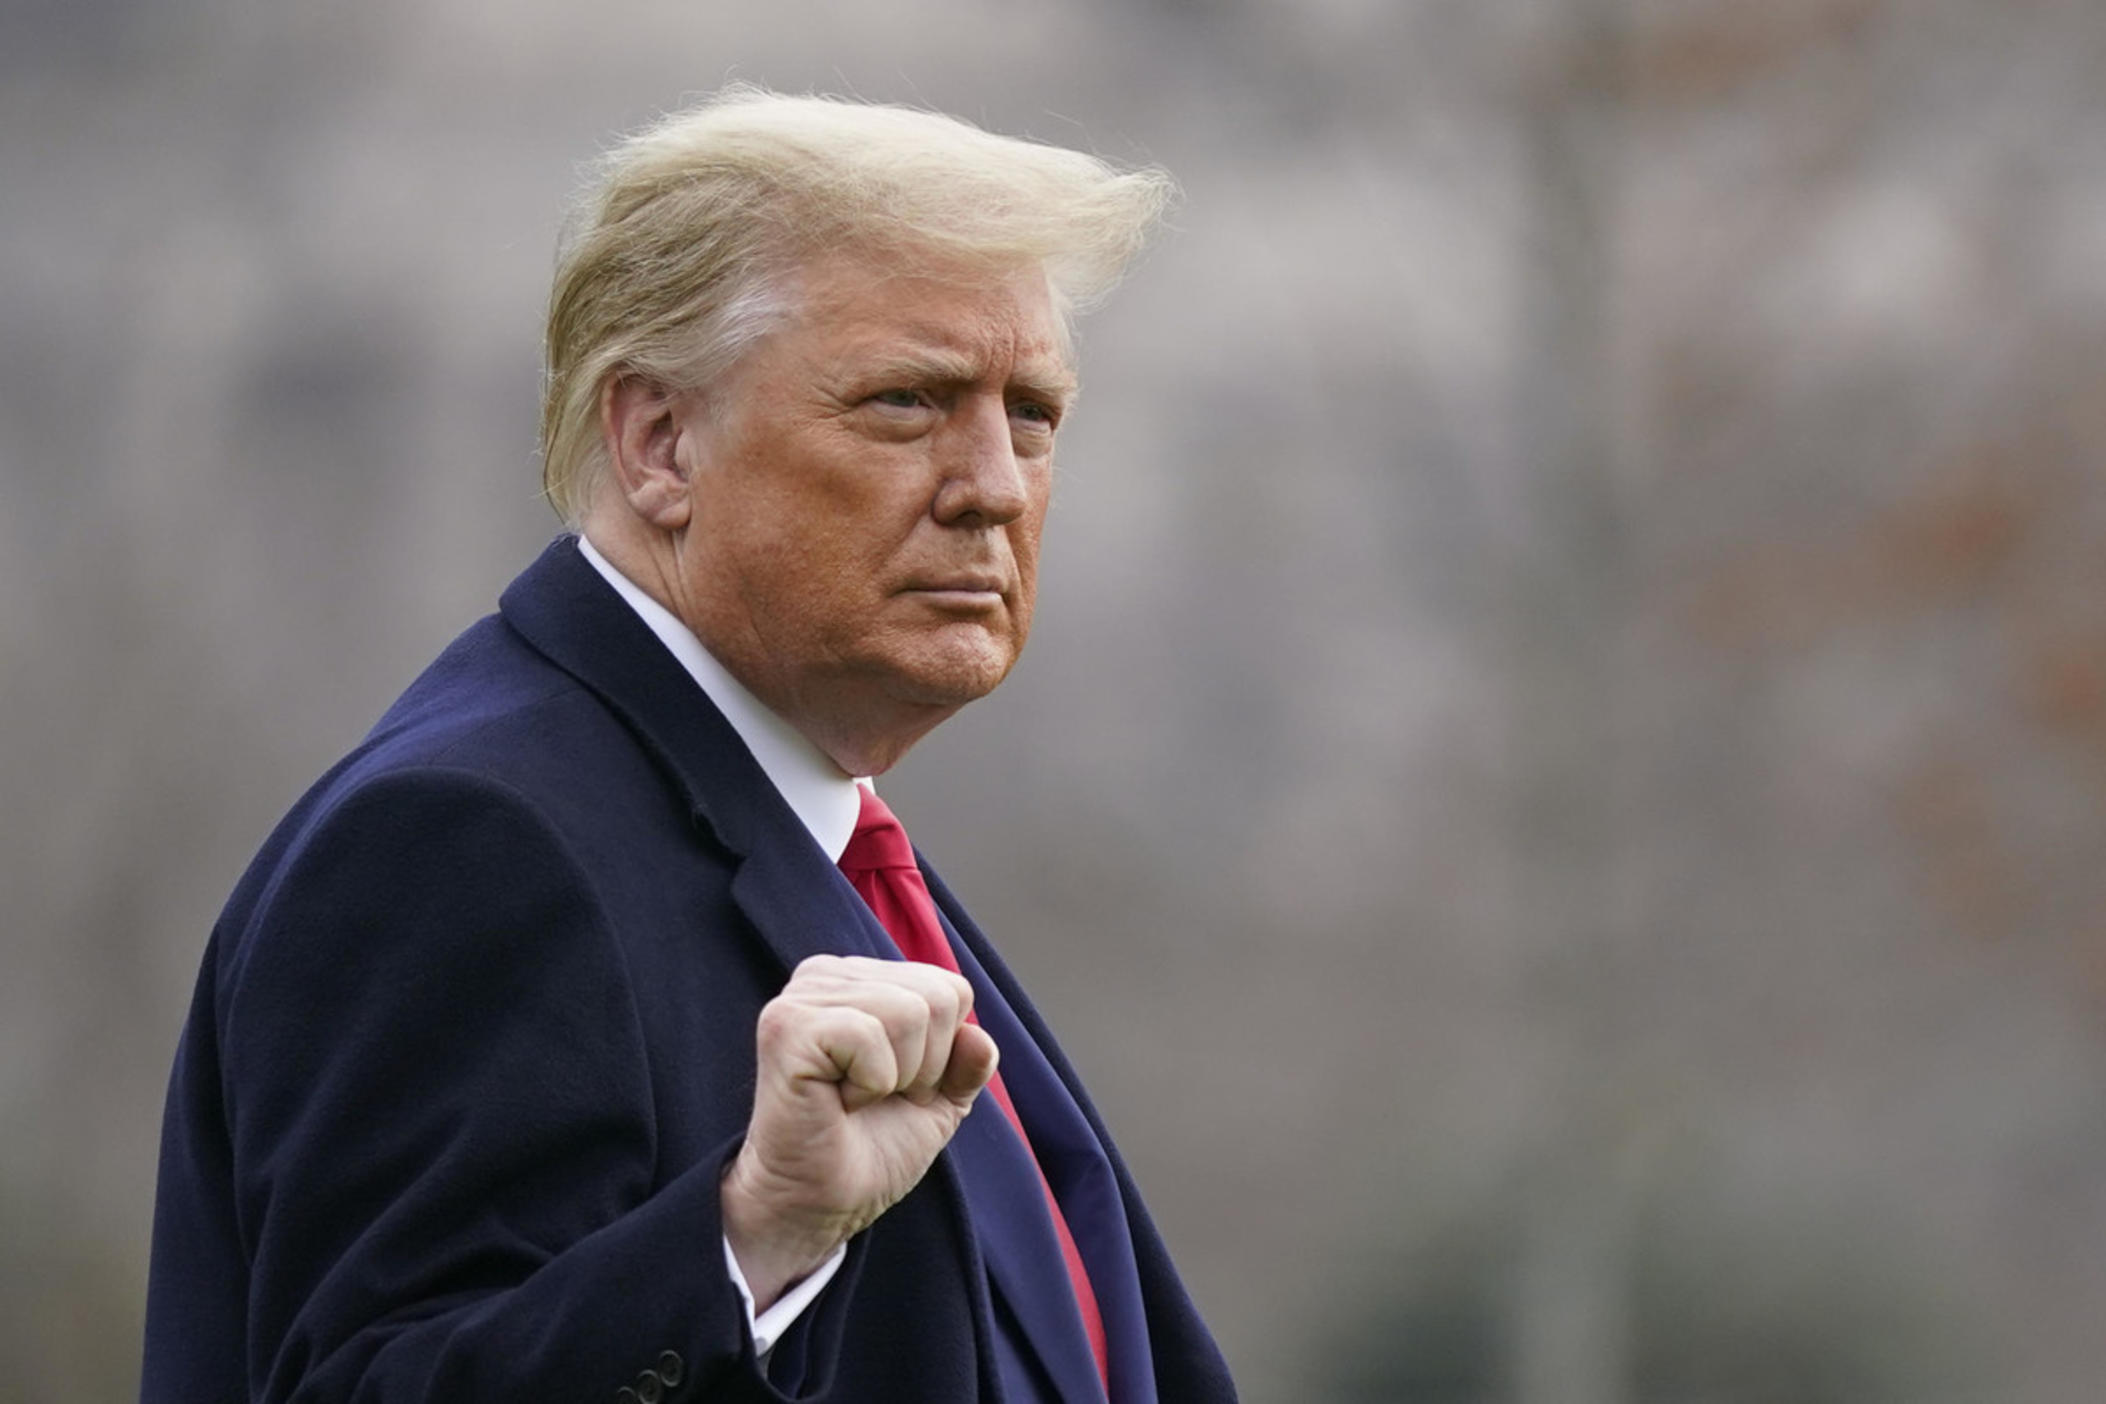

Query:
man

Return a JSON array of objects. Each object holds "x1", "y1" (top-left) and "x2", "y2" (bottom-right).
[{"x1": 142, "y1": 88, "x2": 1236, "y2": 1403}]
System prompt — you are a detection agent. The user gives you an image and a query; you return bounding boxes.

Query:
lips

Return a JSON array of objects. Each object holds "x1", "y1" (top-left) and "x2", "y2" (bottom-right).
[
  {"x1": 908, "y1": 574, "x2": 1006, "y2": 595},
  {"x1": 900, "y1": 574, "x2": 1009, "y2": 615}
]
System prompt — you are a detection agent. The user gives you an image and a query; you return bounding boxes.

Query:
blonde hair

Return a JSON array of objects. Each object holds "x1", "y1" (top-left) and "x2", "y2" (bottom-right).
[{"x1": 540, "y1": 86, "x2": 1175, "y2": 522}]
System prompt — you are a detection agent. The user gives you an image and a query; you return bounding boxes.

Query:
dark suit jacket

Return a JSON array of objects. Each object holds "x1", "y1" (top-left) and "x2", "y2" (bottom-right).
[{"x1": 142, "y1": 536, "x2": 1235, "y2": 1403}]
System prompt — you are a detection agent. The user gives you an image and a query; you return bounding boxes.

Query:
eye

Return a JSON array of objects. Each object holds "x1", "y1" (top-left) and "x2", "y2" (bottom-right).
[
  {"x1": 869, "y1": 388, "x2": 926, "y2": 410},
  {"x1": 1011, "y1": 399, "x2": 1061, "y2": 429}
]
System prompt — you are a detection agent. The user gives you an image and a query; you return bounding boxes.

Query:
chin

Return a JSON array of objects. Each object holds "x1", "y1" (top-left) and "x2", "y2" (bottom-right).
[{"x1": 882, "y1": 637, "x2": 1019, "y2": 708}]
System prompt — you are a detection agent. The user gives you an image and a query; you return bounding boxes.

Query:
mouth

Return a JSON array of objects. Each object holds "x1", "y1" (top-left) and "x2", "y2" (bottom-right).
[{"x1": 902, "y1": 575, "x2": 1008, "y2": 609}]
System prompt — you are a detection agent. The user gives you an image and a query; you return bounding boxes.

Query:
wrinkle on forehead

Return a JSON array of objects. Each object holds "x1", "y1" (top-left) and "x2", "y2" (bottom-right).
[{"x1": 787, "y1": 249, "x2": 1077, "y2": 381}]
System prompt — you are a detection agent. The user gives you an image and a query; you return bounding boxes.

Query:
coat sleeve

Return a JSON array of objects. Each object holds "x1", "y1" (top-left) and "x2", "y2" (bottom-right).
[{"x1": 210, "y1": 765, "x2": 803, "y2": 1404}]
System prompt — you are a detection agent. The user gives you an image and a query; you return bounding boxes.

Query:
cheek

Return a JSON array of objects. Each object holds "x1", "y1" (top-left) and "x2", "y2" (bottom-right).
[
  {"x1": 1009, "y1": 510, "x2": 1048, "y2": 621},
  {"x1": 821, "y1": 465, "x2": 941, "y2": 558},
  {"x1": 1014, "y1": 464, "x2": 1053, "y2": 541},
  {"x1": 1015, "y1": 489, "x2": 1051, "y2": 570}
]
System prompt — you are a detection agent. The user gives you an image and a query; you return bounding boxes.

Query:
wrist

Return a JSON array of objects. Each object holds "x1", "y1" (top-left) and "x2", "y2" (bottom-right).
[{"x1": 720, "y1": 1151, "x2": 854, "y2": 1312}]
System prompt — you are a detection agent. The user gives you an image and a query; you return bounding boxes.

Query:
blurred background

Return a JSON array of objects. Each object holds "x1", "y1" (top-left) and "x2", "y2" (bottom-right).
[{"x1": 7, "y1": 0, "x2": 2106, "y2": 1398}]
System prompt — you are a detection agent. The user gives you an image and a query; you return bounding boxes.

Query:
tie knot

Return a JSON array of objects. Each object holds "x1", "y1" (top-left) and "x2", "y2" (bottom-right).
[{"x1": 840, "y1": 786, "x2": 919, "y2": 874}]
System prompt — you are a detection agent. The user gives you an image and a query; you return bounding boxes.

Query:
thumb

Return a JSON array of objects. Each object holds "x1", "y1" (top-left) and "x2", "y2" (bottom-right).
[{"x1": 939, "y1": 1023, "x2": 1000, "y2": 1105}]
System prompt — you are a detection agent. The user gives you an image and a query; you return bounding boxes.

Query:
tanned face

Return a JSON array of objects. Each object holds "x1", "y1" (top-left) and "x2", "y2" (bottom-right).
[{"x1": 645, "y1": 250, "x2": 1075, "y2": 771}]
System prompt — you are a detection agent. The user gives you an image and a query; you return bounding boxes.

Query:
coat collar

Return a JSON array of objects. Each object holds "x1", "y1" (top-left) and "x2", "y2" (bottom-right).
[
  {"x1": 571, "y1": 533, "x2": 864, "y2": 862},
  {"x1": 497, "y1": 535, "x2": 897, "y2": 975}
]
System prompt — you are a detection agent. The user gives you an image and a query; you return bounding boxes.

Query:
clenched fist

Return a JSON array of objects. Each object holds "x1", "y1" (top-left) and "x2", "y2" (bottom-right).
[{"x1": 721, "y1": 954, "x2": 1000, "y2": 1309}]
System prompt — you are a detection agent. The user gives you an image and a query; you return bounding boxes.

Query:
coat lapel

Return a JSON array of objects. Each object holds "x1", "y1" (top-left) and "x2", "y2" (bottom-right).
[
  {"x1": 497, "y1": 535, "x2": 894, "y2": 974},
  {"x1": 928, "y1": 865, "x2": 1237, "y2": 1401}
]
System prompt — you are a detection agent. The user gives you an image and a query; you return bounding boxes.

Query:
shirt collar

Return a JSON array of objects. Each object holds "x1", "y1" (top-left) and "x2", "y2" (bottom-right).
[{"x1": 574, "y1": 533, "x2": 867, "y2": 862}]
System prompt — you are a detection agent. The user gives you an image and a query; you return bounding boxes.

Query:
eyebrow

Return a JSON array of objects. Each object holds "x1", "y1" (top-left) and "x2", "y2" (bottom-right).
[{"x1": 863, "y1": 345, "x2": 1079, "y2": 404}]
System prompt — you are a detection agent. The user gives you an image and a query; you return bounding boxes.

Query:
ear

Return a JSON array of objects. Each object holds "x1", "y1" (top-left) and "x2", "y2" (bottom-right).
[{"x1": 599, "y1": 374, "x2": 694, "y2": 530}]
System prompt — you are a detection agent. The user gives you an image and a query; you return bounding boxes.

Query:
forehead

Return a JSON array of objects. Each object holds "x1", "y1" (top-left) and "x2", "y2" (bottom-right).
[{"x1": 783, "y1": 249, "x2": 1076, "y2": 388}]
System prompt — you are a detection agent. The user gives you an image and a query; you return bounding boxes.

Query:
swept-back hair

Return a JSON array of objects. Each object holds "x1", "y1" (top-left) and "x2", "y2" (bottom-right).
[{"x1": 540, "y1": 86, "x2": 1174, "y2": 522}]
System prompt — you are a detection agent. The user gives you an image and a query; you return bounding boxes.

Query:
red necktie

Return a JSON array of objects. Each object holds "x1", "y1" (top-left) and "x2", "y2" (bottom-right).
[{"x1": 839, "y1": 786, "x2": 1111, "y2": 1392}]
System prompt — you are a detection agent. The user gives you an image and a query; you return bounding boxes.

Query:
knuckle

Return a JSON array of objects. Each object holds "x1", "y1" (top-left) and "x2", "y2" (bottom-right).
[
  {"x1": 753, "y1": 998, "x2": 800, "y2": 1048},
  {"x1": 792, "y1": 953, "x2": 848, "y2": 983},
  {"x1": 868, "y1": 1001, "x2": 925, "y2": 1048},
  {"x1": 852, "y1": 979, "x2": 915, "y2": 1017}
]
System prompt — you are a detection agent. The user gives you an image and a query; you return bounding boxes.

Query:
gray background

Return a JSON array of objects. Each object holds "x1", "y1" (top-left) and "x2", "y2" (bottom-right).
[{"x1": 8, "y1": 1, "x2": 2106, "y2": 1399}]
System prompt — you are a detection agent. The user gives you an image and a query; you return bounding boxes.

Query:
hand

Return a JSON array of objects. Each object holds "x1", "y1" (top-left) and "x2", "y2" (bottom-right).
[{"x1": 721, "y1": 954, "x2": 999, "y2": 1310}]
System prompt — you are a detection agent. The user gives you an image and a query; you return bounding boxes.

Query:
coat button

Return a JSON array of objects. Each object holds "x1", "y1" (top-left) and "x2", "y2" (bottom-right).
[
  {"x1": 616, "y1": 1390, "x2": 640, "y2": 1404},
  {"x1": 636, "y1": 1370, "x2": 664, "y2": 1404},
  {"x1": 657, "y1": 1351, "x2": 685, "y2": 1387}
]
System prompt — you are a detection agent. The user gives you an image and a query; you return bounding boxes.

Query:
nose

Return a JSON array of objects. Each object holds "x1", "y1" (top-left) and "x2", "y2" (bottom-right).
[{"x1": 932, "y1": 395, "x2": 1031, "y2": 527}]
